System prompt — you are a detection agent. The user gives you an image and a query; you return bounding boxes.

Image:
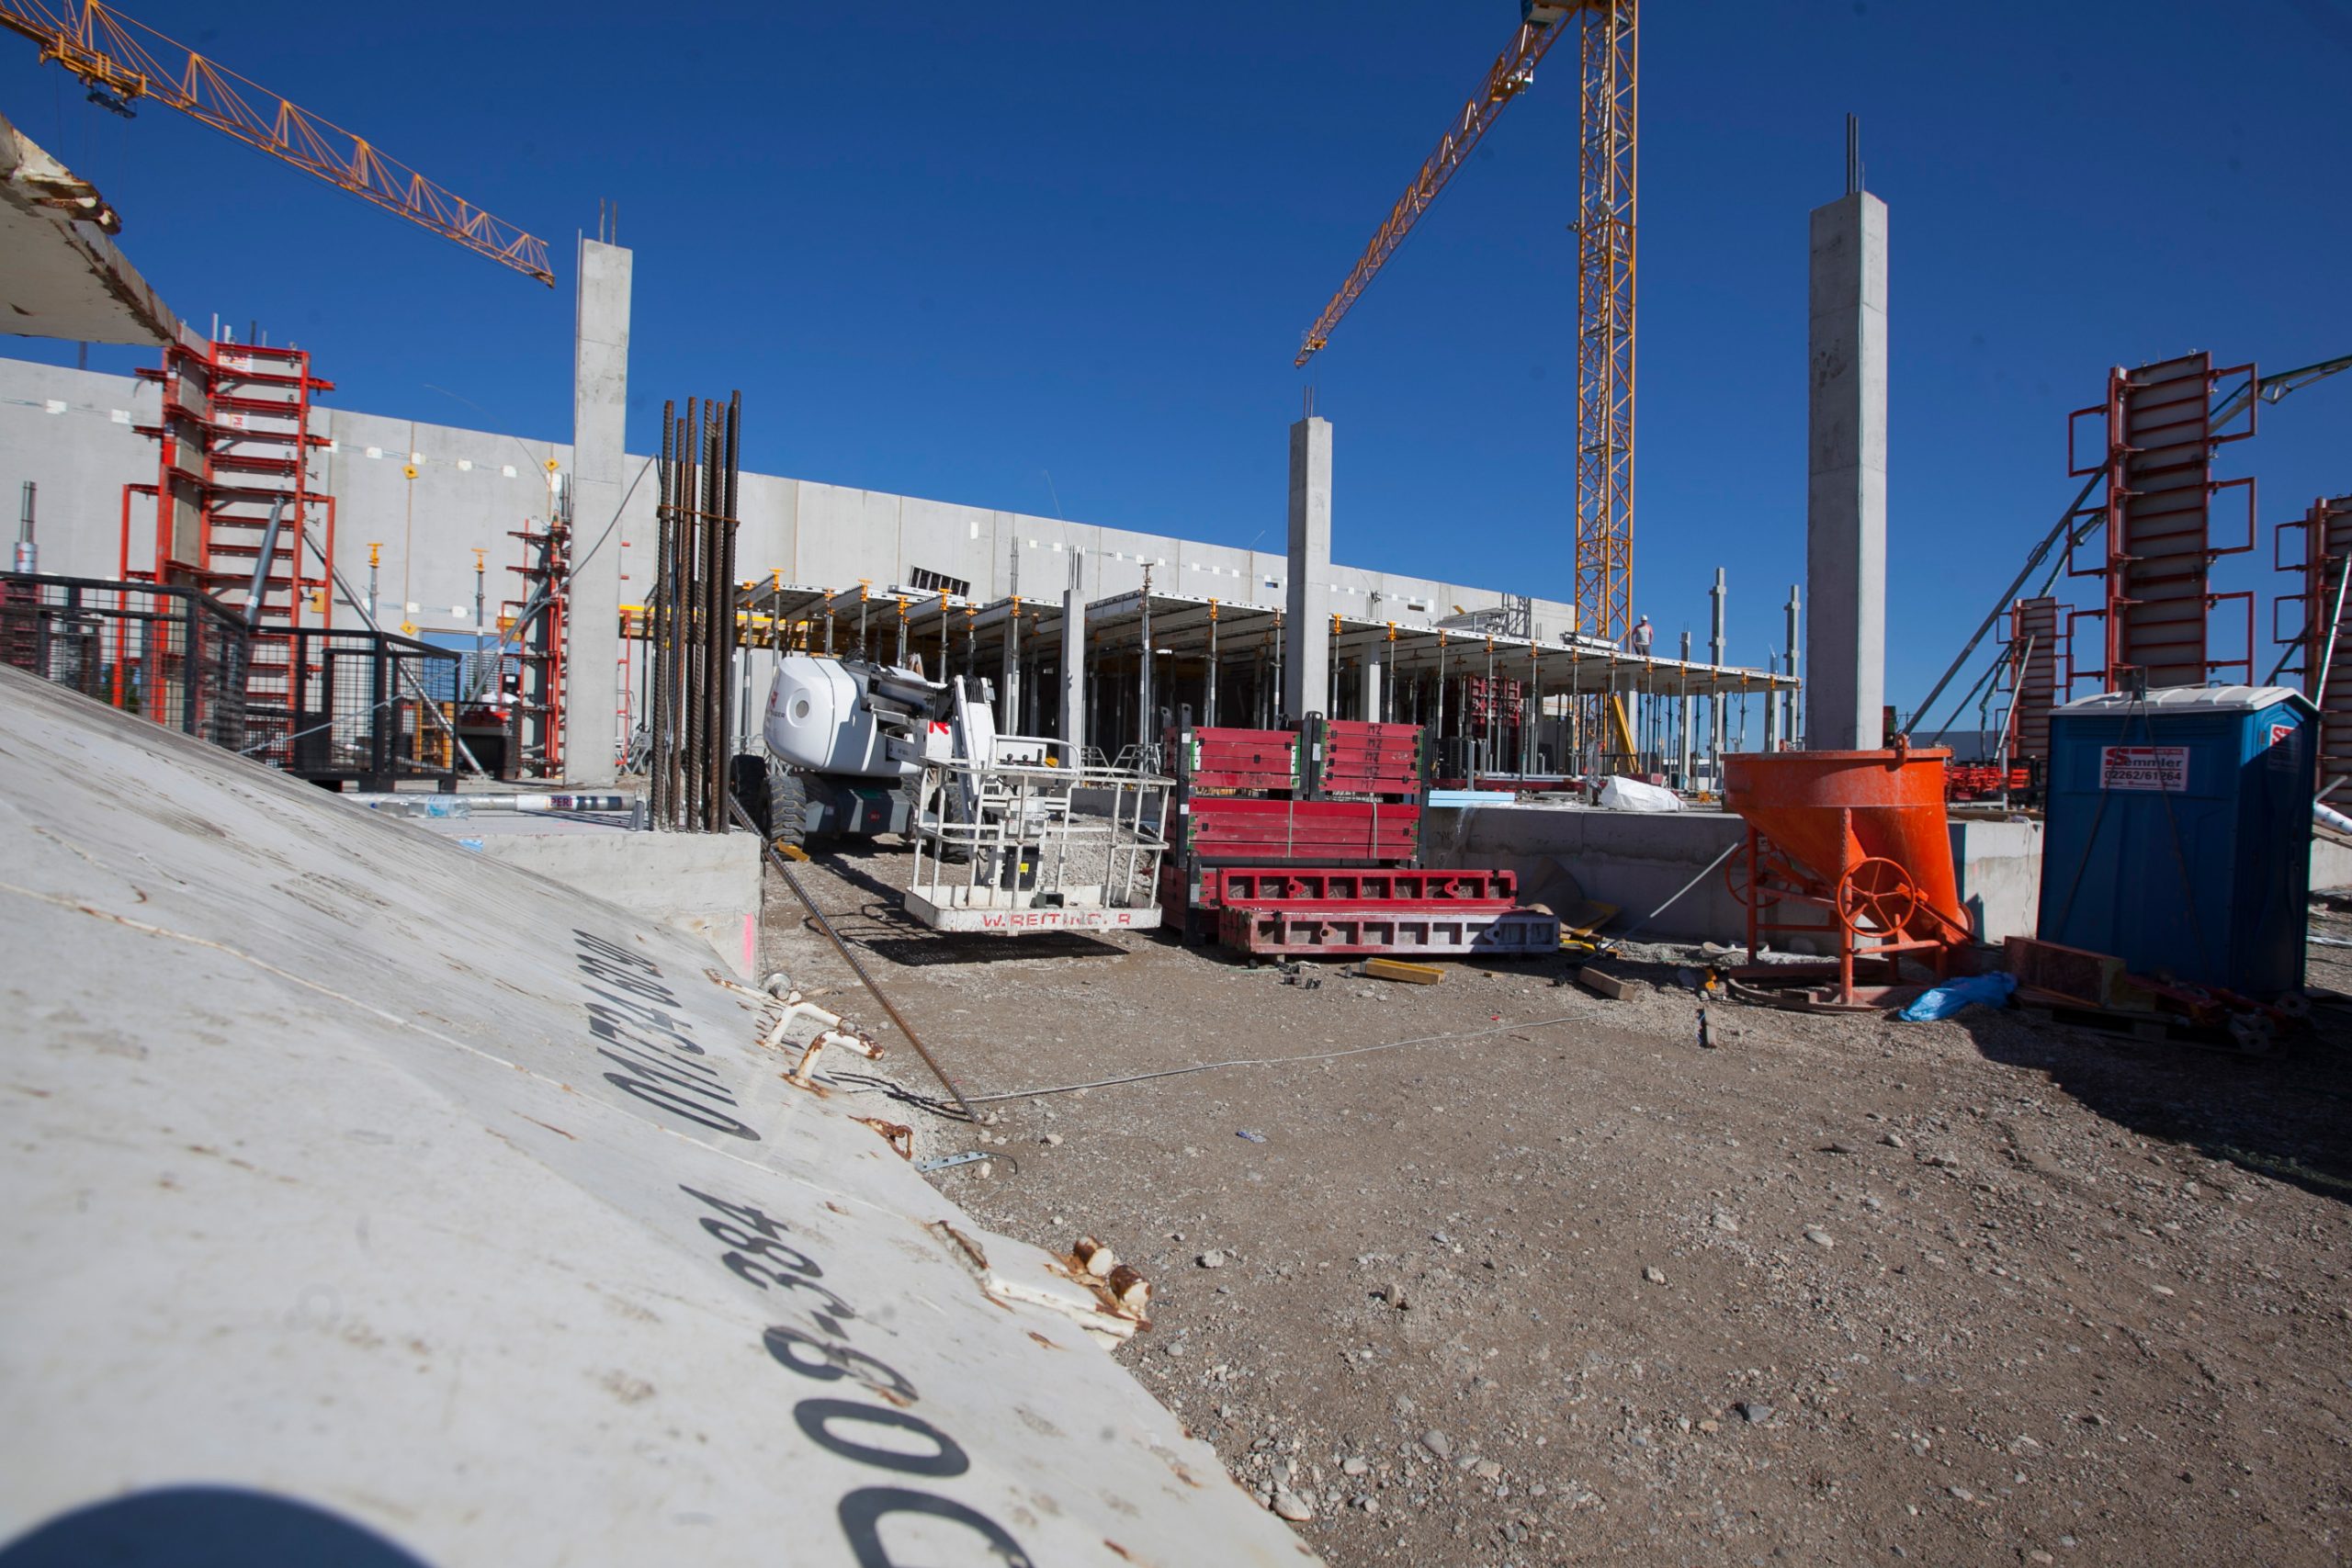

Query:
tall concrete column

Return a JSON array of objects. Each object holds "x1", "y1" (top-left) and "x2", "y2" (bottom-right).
[
  {"x1": 1708, "y1": 568, "x2": 1727, "y2": 758},
  {"x1": 1059, "y1": 547, "x2": 1086, "y2": 754},
  {"x1": 1805, "y1": 175, "x2": 1888, "y2": 750},
  {"x1": 1678, "y1": 629, "x2": 1693, "y2": 783},
  {"x1": 1000, "y1": 540, "x2": 1023, "y2": 728},
  {"x1": 563, "y1": 237, "x2": 633, "y2": 784},
  {"x1": 1282, "y1": 416, "x2": 1331, "y2": 723},
  {"x1": 1360, "y1": 657, "x2": 1382, "y2": 723},
  {"x1": 1783, "y1": 583, "x2": 1803, "y2": 747}
]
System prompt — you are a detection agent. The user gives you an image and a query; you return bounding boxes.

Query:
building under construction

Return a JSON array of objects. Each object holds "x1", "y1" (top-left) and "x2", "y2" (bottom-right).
[{"x1": 3, "y1": 4, "x2": 2349, "y2": 1565}]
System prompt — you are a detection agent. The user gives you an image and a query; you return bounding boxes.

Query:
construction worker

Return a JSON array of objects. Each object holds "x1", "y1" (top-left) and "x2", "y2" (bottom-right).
[{"x1": 1630, "y1": 614, "x2": 1654, "y2": 657}]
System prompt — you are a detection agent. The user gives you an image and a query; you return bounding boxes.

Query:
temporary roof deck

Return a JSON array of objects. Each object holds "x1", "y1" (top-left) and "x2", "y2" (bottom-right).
[{"x1": 739, "y1": 581, "x2": 1796, "y2": 703}]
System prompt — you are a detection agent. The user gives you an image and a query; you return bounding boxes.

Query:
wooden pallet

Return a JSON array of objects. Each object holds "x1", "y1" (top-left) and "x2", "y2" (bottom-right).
[{"x1": 2017, "y1": 987, "x2": 2230, "y2": 1047}]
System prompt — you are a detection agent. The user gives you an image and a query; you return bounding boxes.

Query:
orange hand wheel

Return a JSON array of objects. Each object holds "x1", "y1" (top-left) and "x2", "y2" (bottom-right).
[
  {"x1": 1834, "y1": 856, "x2": 1919, "y2": 938},
  {"x1": 1724, "y1": 844, "x2": 1796, "y2": 909}
]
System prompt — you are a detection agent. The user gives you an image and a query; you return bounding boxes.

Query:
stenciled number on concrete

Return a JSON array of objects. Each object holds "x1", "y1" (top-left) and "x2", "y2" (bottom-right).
[{"x1": 679, "y1": 1185, "x2": 1035, "y2": 1568}]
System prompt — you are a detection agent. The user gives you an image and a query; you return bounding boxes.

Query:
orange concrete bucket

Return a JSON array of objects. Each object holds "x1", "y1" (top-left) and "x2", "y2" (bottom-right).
[{"x1": 1721, "y1": 747, "x2": 1971, "y2": 946}]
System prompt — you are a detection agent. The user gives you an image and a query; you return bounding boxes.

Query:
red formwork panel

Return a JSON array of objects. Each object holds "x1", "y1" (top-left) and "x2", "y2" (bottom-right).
[
  {"x1": 1319, "y1": 720, "x2": 1422, "y2": 795},
  {"x1": 1206, "y1": 866, "x2": 1516, "y2": 910},
  {"x1": 1216, "y1": 904, "x2": 1560, "y2": 958},
  {"x1": 1186, "y1": 727, "x2": 1301, "y2": 792},
  {"x1": 1182, "y1": 797, "x2": 1420, "y2": 863}
]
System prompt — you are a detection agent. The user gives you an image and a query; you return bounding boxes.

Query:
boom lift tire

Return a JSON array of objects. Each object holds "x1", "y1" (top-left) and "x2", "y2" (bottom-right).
[
  {"x1": 729, "y1": 753, "x2": 769, "y2": 829},
  {"x1": 765, "y1": 759, "x2": 808, "y2": 850}
]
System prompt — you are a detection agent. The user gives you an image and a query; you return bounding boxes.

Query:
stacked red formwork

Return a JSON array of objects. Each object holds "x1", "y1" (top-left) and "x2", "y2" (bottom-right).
[{"x1": 1159, "y1": 714, "x2": 1558, "y2": 959}]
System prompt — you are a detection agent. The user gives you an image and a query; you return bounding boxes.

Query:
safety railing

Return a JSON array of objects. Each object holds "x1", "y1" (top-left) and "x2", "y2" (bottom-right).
[
  {"x1": 0, "y1": 572, "x2": 463, "y2": 791},
  {"x1": 250, "y1": 625, "x2": 464, "y2": 791},
  {"x1": 0, "y1": 572, "x2": 249, "y2": 749}
]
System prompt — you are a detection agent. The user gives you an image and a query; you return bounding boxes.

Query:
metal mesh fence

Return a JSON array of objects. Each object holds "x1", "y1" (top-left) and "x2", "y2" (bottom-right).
[
  {"x1": 248, "y1": 626, "x2": 464, "y2": 789},
  {"x1": 0, "y1": 573, "x2": 462, "y2": 790},
  {"x1": 0, "y1": 573, "x2": 249, "y2": 748}
]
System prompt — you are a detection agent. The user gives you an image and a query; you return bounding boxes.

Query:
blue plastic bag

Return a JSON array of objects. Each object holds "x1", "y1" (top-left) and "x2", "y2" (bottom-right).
[{"x1": 1898, "y1": 971, "x2": 2018, "y2": 1022}]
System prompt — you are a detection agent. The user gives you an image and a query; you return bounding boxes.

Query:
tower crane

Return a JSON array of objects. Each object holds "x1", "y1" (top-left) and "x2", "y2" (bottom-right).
[
  {"x1": 1295, "y1": 2, "x2": 1636, "y2": 660},
  {"x1": 0, "y1": 0, "x2": 551, "y2": 283}
]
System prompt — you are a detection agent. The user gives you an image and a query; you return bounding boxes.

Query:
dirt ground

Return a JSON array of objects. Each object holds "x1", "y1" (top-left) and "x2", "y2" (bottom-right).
[{"x1": 759, "y1": 842, "x2": 2352, "y2": 1568}]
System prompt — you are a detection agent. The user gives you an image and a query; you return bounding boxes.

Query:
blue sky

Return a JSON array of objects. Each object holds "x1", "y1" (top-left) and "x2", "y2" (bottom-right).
[{"x1": 6, "y1": 1, "x2": 2348, "y2": 715}]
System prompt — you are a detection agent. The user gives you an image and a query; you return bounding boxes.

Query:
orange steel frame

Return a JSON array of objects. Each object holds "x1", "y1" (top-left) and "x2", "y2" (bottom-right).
[
  {"x1": 2063, "y1": 354, "x2": 2257, "y2": 694},
  {"x1": 1292, "y1": 2, "x2": 1637, "y2": 648},
  {"x1": 120, "y1": 339, "x2": 335, "y2": 727},
  {"x1": 2272, "y1": 494, "x2": 2352, "y2": 792},
  {"x1": 1732, "y1": 815, "x2": 1963, "y2": 1010}
]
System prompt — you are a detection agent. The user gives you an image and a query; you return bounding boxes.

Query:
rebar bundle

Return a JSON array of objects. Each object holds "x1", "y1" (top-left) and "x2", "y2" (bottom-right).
[{"x1": 646, "y1": 391, "x2": 741, "y2": 831}]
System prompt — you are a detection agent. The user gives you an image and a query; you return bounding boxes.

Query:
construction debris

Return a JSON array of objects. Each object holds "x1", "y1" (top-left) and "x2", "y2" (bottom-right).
[
  {"x1": 1577, "y1": 964, "x2": 1642, "y2": 1001},
  {"x1": 1362, "y1": 957, "x2": 1445, "y2": 986}
]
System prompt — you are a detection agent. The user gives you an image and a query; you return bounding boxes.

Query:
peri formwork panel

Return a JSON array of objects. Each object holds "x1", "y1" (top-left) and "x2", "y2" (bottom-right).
[
  {"x1": 2007, "y1": 595, "x2": 2064, "y2": 762},
  {"x1": 1185, "y1": 726, "x2": 1301, "y2": 791},
  {"x1": 1205, "y1": 865, "x2": 1517, "y2": 909},
  {"x1": 2275, "y1": 495, "x2": 2352, "y2": 792},
  {"x1": 2068, "y1": 353, "x2": 2256, "y2": 693},
  {"x1": 1216, "y1": 903, "x2": 1559, "y2": 958},
  {"x1": 1181, "y1": 796, "x2": 1421, "y2": 863}
]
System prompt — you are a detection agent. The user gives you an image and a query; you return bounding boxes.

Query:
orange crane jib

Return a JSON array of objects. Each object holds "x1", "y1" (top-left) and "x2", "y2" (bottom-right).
[
  {"x1": 1293, "y1": 1, "x2": 1636, "y2": 648},
  {"x1": 0, "y1": 0, "x2": 552, "y2": 285},
  {"x1": 1294, "y1": 3, "x2": 1589, "y2": 367}
]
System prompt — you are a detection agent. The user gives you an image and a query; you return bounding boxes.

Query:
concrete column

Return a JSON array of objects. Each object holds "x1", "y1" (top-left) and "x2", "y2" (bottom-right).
[
  {"x1": 1783, "y1": 582, "x2": 1803, "y2": 746},
  {"x1": 1282, "y1": 416, "x2": 1331, "y2": 723},
  {"x1": 1059, "y1": 547, "x2": 1086, "y2": 754},
  {"x1": 1360, "y1": 656, "x2": 1382, "y2": 723},
  {"x1": 1001, "y1": 606, "x2": 1022, "y2": 732},
  {"x1": 562, "y1": 237, "x2": 633, "y2": 784},
  {"x1": 1678, "y1": 629, "x2": 1693, "y2": 784},
  {"x1": 1806, "y1": 185, "x2": 1888, "y2": 750},
  {"x1": 1708, "y1": 568, "x2": 1727, "y2": 758}
]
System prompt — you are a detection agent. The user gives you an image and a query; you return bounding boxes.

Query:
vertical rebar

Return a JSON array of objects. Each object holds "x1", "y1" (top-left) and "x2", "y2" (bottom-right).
[
  {"x1": 716, "y1": 391, "x2": 742, "y2": 829},
  {"x1": 650, "y1": 401, "x2": 677, "y2": 828}
]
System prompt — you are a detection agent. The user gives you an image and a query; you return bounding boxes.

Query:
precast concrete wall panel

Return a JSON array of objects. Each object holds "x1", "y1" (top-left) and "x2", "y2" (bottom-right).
[
  {"x1": 0, "y1": 362, "x2": 156, "y2": 580},
  {"x1": 0, "y1": 664, "x2": 1312, "y2": 1566}
]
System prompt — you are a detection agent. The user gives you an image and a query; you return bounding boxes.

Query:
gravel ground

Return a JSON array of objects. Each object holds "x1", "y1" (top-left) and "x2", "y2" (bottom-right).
[{"x1": 761, "y1": 842, "x2": 2352, "y2": 1567}]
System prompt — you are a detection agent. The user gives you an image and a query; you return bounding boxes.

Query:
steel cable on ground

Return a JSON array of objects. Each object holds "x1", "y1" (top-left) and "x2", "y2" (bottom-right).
[
  {"x1": 735, "y1": 801, "x2": 981, "y2": 1122},
  {"x1": 961, "y1": 1013, "x2": 1586, "y2": 1105}
]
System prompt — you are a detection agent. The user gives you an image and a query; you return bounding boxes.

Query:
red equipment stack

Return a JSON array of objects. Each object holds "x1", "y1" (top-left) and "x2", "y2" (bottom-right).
[
  {"x1": 1161, "y1": 713, "x2": 1558, "y2": 960},
  {"x1": 124, "y1": 337, "x2": 336, "y2": 759}
]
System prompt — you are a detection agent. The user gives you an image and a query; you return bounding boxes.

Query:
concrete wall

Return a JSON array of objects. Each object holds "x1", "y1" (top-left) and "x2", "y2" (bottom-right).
[
  {"x1": 416, "y1": 816, "x2": 763, "y2": 978},
  {"x1": 1426, "y1": 803, "x2": 1751, "y2": 943},
  {"x1": 1948, "y1": 818, "x2": 2041, "y2": 944},
  {"x1": 1430, "y1": 801, "x2": 2046, "y2": 950},
  {"x1": 2310, "y1": 833, "x2": 2352, "y2": 894},
  {"x1": 0, "y1": 356, "x2": 1579, "y2": 649}
]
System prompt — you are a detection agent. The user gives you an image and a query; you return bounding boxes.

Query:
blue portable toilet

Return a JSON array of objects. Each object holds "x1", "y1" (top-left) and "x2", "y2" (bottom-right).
[{"x1": 2039, "y1": 685, "x2": 2314, "y2": 999}]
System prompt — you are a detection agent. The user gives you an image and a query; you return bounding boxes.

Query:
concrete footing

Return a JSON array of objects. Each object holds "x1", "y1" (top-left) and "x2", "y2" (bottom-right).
[
  {"x1": 416, "y1": 816, "x2": 763, "y2": 976},
  {"x1": 1426, "y1": 802, "x2": 2043, "y2": 949}
]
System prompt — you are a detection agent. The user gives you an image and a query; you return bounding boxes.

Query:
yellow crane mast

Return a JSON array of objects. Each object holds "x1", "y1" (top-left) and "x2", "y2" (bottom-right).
[{"x1": 1295, "y1": 2, "x2": 1636, "y2": 652}]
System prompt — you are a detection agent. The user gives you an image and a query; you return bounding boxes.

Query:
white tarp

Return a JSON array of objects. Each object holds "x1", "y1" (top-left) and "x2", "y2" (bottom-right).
[{"x1": 1598, "y1": 775, "x2": 1684, "y2": 813}]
